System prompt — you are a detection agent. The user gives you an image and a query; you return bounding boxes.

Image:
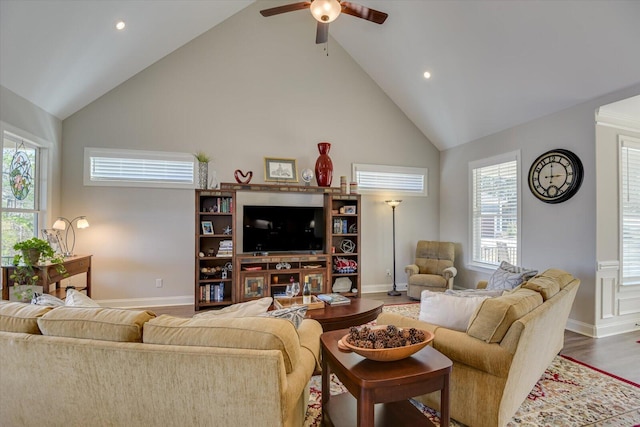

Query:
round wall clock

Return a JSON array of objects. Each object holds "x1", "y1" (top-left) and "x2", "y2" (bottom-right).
[{"x1": 528, "y1": 148, "x2": 583, "y2": 204}]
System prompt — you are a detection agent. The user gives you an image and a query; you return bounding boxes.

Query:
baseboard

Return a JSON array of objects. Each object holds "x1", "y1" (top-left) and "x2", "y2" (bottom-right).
[
  {"x1": 565, "y1": 318, "x2": 596, "y2": 337},
  {"x1": 362, "y1": 283, "x2": 407, "y2": 294},
  {"x1": 97, "y1": 295, "x2": 193, "y2": 308},
  {"x1": 594, "y1": 319, "x2": 640, "y2": 338}
]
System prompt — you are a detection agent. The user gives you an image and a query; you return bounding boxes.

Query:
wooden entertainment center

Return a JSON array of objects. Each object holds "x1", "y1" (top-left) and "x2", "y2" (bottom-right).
[{"x1": 195, "y1": 183, "x2": 361, "y2": 310}]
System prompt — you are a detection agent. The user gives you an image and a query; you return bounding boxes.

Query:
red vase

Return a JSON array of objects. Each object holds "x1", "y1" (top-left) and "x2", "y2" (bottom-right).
[{"x1": 315, "y1": 142, "x2": 333, "y2": 187}]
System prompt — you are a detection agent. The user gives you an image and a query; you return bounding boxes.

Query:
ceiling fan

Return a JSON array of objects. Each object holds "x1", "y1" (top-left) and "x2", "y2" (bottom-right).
[{"x1": 260, "y1": 0, "x2": 388, "y2": 44}]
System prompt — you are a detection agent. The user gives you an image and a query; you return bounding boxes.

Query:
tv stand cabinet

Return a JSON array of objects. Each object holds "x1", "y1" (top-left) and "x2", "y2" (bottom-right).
[{"x1": 195, "y1": 184, "x2": 361, "y2": 310}]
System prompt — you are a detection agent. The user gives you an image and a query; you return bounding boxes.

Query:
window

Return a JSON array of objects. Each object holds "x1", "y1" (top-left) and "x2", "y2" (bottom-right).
[
  {"x1": 1, "y1": 130, "x2": 42, "y2": 263},
  {"x1": 620, "y1": 136, "x2": 640, "y2": 285},
  {"x1": 84, "y1": 147, "x2": 196, "y2": 189},
  {"x1": 469, "y1": 151, "x2": 520, "y2": 268},
  {"x1": 352, "y1": 163, "x2": 427, "y2": 196}
]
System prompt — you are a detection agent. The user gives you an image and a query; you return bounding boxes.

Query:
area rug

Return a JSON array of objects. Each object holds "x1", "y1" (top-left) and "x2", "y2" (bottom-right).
[{"x1": 304, "y1": 303, "x2": 640, "y2": 427}]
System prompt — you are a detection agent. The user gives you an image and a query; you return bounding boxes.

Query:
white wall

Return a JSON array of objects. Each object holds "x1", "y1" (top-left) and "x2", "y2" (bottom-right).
[
  {"x1": 0, "y1": 85, "x2": 63, "y2": 227},
  {"x1": 595, "y1": 117, "x2": 640, "y2": 337},
  {"x1": 440, "y1": 83, "x2": 640, "y2": 331},
  {"x1": 61, "y1": 2, "x2": 439, "y2": 305}
]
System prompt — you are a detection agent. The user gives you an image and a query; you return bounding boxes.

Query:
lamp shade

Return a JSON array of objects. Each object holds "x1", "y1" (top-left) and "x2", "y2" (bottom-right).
[
  {"x1": 52, "y1": 218, "x2": 66, "y2": 230},
  {"x1": 76, "y1": 217, "x2": 90, "y2": 229},
  {"x1": 385, "y1": 200, "x2": 402, "y2": 208},
  {"x1": 310, "y1": 0, "x2": 341, "y2": 23}
]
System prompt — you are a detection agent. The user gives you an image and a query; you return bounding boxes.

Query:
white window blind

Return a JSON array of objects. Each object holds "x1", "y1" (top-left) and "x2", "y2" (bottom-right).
[
  {"x1": 352, "y1": 163, "x2": 427, "y2": 196},
  {"x1": 621, "y1": 137, "x2": 640, "y2": 285},
  {"x1": 470, "y1": 152, "x2": 520, "y2": 267},
  {"x1": 84, "y1": 148, "x2": 195, "y2": 189}
]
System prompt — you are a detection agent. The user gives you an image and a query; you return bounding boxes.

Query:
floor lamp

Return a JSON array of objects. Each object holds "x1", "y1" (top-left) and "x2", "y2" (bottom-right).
[{"x1": 385, "y1": 200, "x2": 402, "y2": 296}]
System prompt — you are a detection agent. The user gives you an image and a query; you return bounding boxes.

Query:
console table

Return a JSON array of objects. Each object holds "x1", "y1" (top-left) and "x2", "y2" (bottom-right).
[{"x1": 1, "y1": 255, "x2": 92, "y2": 300}]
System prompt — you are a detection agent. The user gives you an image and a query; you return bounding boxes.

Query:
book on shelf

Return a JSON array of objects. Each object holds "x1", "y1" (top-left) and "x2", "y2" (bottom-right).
[{"x1": 317, "y1": 293, "x2": 351, "y2": 306}]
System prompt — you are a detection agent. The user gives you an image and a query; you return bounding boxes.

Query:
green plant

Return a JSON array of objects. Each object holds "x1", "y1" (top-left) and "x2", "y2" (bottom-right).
[
  {"x1": 10, "y1": 237, "x2": 67, "y2": 301},
  {"x1": 194, "y1": 152, "x2": 211, "y2": 163}
]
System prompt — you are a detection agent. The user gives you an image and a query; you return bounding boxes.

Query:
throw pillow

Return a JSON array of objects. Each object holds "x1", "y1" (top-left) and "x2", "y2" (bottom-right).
[
  {"x1": 31, "y1": 293, "x2": 65, "y2": 307},
  {"x1": 419, "y1": 290, "x2": 489, "y2": 332},
  {"x1": 259, "y1": 305, "x2": 308, "y2": 329},
  {"x1": 65, "y1": 289, "x2": 100, "y2": 307},
  {"x1": 193, "y1": 297, "x2": 273, "y2": 319},
  {"x1": 486, "y1": 261, "x2": 538, "y2": 291}
]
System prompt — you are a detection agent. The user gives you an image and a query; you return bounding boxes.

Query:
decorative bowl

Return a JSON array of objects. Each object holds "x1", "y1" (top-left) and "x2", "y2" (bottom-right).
[{"x1": 338, "y1": 326, "x2": 434, "y2": 362}]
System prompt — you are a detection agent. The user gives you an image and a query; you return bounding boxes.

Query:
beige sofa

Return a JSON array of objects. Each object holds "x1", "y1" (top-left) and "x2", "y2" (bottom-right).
[
  {"x1": 0, "y1": 302, "x2": 322, "y2": 427},
  {"x1": 378, "y1": 268, "x2": 580, "y2": 427}
]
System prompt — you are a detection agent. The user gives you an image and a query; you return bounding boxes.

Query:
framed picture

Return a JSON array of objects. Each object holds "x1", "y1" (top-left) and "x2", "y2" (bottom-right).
[
  {"x1": 304, "y1": 272, "x2": 325, "y2": 293},
  {"x1": 201, "y1": 221, "x2": 214, "y2": 235},
  {"x1": 264, "y1": 157, "x2": 298, "y2": 182},
  {"x1": 41, "y1": 229, "x2": 63, "y2": 254},
  {"x1": 344, "y1": 205, "x2": 356, "y2": 214},
  {"x1": 243, "y1": 274, "x2": 266, "y2": 298}
]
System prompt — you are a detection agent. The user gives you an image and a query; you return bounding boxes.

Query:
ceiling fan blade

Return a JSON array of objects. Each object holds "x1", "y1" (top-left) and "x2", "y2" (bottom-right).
[
  {"x1": 260, "y1": 2, "x2": 311, "y2": 17},
  {"x1": 341, "y1": 2, "x2": 388, "y2": 24},
  {"x1": 316, "y1": 22, "x2": 329, "y2": 44}
]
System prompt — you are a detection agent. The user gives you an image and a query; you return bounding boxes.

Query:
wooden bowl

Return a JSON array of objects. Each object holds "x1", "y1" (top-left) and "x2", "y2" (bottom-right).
[{"x1": 338, "y1": 326, "x2": 434, "y2": 362}]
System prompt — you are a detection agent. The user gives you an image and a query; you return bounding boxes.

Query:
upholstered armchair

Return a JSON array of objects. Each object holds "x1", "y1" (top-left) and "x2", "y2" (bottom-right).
[{"x1": 405, "y1": 240, "x2": 457, "y2": 299}]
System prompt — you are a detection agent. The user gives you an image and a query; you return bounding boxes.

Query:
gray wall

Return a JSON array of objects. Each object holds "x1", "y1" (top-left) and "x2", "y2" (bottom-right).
[
  {"x1": 61, "y1": 2, "x2": 439, "y2": 304},
  {"x1": 440, "y1": 83, "x2": 640, "y2": 329}
]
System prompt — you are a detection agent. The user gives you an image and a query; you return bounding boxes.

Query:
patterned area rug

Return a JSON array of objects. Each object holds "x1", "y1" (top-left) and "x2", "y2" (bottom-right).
[{"x1": 304, "y1": 303, "x2": 640, "y2": 427}]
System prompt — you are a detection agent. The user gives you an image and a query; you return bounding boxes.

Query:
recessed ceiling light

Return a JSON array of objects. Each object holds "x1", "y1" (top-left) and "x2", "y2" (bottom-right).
[
  {"x1": 116, "y1": 20, "x2": 126, "y2": 31},
  {"x1": 423, "y1": 71, "x2": 432, "y2": 79}
]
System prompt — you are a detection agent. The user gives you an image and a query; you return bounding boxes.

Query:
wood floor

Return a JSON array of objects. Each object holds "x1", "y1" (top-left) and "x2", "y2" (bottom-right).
[{"x1": 145, "y1": 291, "x2": 640, "y2": 385}]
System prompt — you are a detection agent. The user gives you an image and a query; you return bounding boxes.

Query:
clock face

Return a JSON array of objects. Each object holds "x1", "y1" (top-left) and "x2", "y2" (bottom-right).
[{"x1": 528, "y1": 149, "x2": 583, "y2": 204}]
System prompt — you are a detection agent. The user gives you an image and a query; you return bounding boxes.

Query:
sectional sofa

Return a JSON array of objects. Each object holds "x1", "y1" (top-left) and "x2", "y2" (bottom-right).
[
  {"x1": 0, "y1": 302, "x2": 322, "y2": 427},
  {"x1": 378, "y1": 268, "x2": 580, "y2": 427}
]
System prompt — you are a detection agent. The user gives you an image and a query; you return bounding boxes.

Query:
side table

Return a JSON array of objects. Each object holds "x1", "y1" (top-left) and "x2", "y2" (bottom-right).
[
  {"x1": 1, "y1": 255, "x2": 92, "y2": 300},
  {"x1": 320, "y1": 328, "x2": 452, "y2": 427}
]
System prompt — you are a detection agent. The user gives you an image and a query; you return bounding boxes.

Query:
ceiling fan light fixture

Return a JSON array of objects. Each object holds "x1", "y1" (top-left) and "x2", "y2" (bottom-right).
[{"x1": 310, "y1": 0, "x2": 342, "y2": 23}]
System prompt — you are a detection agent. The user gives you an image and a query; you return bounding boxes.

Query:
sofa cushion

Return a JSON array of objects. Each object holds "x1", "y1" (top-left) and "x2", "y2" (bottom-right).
[
  {"x1": 259, "y1": 305, "x2": 307, "y2": 329},
  {"x1": 143, "y1": 315, "x2": 301, "y2": 374},
  {"x1": 535, "y1": 268, "x2": 575, "y2": 289},
  {"x1": 522, "y1": 276, "x2": 560, "y2": 300},
  {"x1": 192, "y1": 297, "x2": 272, "y2": 319},
  {"x1": 467, "y1": 288, "x2": 543, "y2": 343},
  {"x1": 419, "y1": 290, "x2": 490, "y2": 332},
  {"x1": 0, "y1": 301, "x2": 52, "y2": 334},
  {"x1": 37, "y1": 307, "x2": 156, "y2": 342},
  {"x1": 486, "y1": 261, "x2": 538, "y2": 291}
]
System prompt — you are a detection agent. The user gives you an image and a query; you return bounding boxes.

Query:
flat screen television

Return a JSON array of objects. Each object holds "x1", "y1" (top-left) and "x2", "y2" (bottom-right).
[{"x1": 243, "y1": 205, "x2": 325, "y2": 253}]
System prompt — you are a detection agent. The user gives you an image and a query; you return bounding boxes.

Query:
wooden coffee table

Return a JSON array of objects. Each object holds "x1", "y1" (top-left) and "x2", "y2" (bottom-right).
[
  {"x1": 306, "y1": 299, "x2": 384, "y2": 331},
  {"x1": 320, "y1": 328, "x2": 452, "y2": 427}
]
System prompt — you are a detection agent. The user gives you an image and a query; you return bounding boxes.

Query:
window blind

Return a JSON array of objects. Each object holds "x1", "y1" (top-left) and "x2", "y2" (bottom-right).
[
  {"x1": 471, "y1": 157, "x2": 519, "y2": 266},
  {"x1": 352, "y1": 164, "x2": 427, "y2": 196},
  {"x1": 84, "y1": 148, "x2": 195, "y2": 188},
  {"x1": 621, "y1": 138, "x2": 640, "y2": 284}
]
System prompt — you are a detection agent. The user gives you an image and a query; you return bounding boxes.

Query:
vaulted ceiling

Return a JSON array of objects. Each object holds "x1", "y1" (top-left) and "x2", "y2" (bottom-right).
[{"x1": 1, "y1": 0, "x2": 639, "y2": 150}]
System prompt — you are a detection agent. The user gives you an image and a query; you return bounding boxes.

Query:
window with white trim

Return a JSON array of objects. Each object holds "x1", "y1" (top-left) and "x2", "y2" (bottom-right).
[
  {"x1": 620, "y1": 136, "x2": 640, "y2": 285},
  {"x1": 352, "y1": 163, "x2": 427, "y2": 196},
  {"x1": 1, "y1": 129, "x2": 43, "y2": 263},
  {"x1": 469, "y1": 151, "x2": 520, "y2": 268},
  {"x1": 84, "y1": 148, "x2": 196, "y2": 189}
]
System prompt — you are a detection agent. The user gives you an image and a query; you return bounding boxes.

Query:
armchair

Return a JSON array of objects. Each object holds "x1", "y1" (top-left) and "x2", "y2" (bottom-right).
[{"x1": 405, "y1": 240, "x2": 457, "y2": 299}]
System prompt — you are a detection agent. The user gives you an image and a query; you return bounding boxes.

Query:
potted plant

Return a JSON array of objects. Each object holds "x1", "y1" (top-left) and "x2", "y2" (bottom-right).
[
  {"x1": 194, "y1": 151, "x2": 211, "y2": 189},
  {"x1": 10, "y1": 237, "x2": 67, "y2": 301}
]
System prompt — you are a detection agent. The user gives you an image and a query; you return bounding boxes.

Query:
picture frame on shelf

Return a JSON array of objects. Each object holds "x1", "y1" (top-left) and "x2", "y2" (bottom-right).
[
  {"x1": 201, "y1": 221, "x2": 214, "y2": 235},
  {"x1": 243, "y1": 275, "x2": 265, "y2": 298},
  {"x1": 264, "y1": 157, "x2": 298, "y2": 182},
  {"x1": 304, "y1": 272, "x2": 324, "y2": 293}
]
